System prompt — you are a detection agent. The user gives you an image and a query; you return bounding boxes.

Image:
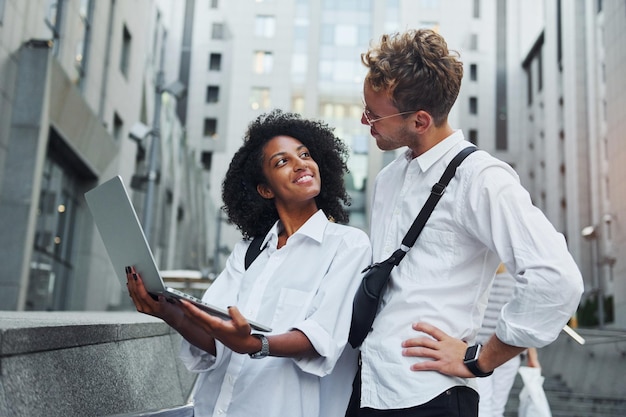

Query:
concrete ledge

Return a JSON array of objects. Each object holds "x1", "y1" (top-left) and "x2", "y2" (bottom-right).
[
  {"x1": 0, "y1": 312, "x2": 196, "y2": 417},
  {"x1": 0, "y1": 312, "x2": 170, "y2": 355}
]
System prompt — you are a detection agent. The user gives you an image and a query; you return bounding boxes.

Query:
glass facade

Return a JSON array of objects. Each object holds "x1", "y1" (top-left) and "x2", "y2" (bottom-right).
[{"x1": 28, "y1": 144, "x2": 81, "y2": 310}]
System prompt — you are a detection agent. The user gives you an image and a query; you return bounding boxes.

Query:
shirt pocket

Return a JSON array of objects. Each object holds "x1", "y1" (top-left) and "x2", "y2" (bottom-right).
[
  {"x1": 271, "y1": 288, "x2": 311, "y2": 331},
  {"x1": 403, "y1": 226, "x2": 455, "y2": 285}
]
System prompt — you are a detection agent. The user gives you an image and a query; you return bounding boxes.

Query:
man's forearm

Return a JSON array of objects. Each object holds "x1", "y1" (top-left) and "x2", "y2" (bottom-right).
[{"x1": 478, "y1": 334, "x2": 525, "y2": 373}]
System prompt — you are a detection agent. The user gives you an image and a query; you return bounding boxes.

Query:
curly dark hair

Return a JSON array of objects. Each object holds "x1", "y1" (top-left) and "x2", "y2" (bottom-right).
[
  {"x1": 362, "y1": 29, "x2": 463, "y2": 127},
  {"x1": 222, "y1": 109, "x2": 351, "y2": 239}
]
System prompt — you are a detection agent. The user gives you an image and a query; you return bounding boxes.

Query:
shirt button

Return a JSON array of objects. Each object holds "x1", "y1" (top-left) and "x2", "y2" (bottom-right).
[{"x1": 217, "y1": 410, "x2": 224, "y2": 414}]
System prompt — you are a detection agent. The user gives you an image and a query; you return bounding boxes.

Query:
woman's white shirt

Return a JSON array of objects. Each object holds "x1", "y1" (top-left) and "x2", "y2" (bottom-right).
[{"x1": 180, "y1": 210, "x2": 371, "y2": 417}]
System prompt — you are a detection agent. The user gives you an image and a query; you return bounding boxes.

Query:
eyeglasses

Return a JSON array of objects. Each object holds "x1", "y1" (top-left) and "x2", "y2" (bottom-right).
[{"x1": 362, "y1": 100, "x2": 418, "y2": 127}]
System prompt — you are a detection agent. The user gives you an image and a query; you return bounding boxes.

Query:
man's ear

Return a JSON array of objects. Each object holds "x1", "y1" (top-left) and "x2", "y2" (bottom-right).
[
  {"x1": 257, "y1": 183, "x2": 274, "y2": 199},
  {"x1": 414, "y1": 110, "x2": 433, "y2": 133}
]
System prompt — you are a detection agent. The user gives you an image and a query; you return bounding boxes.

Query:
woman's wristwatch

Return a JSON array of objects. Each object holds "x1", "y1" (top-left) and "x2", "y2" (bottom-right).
[
  {"x1": 249, "y1": 334, "x2": 270, "y2": 359},
  {"x1": 463, "y1": 344, "x2": 493, "y2": 377}
]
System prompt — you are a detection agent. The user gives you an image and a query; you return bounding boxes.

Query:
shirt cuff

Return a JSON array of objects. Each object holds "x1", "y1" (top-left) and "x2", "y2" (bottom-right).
[{"x1": 292, "y1": 319, "x2": 343, "y2": 376}]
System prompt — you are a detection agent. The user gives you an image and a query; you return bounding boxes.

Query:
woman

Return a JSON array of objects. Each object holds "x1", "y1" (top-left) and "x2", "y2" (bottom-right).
[{"x1": 126, "y1": 110, "x2": 371, "y2": 417}]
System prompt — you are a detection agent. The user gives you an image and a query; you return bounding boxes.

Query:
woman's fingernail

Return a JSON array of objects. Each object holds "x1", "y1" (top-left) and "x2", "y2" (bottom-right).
[
  {"x1": 125, "y1": 266, "x2": 131, "y2": 274},
  {"x1": 132, "y1": 273, "x2": 138, "y2": 281}
]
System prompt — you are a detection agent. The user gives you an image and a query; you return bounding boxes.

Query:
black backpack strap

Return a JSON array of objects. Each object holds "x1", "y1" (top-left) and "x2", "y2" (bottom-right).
[{"x1": 245, "y1": 235, "x2": 267, "y2": 270}]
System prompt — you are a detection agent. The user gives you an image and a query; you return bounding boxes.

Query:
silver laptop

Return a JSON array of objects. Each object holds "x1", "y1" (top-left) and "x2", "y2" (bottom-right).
[{"x1": 84, "y1": 175, "x2": 271, "y2": 332}]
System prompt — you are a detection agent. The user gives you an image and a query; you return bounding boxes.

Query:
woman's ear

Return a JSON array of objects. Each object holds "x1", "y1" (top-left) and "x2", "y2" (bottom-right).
[{"x1": 256, "y1": 183, "x2": 274, "y2": 199}]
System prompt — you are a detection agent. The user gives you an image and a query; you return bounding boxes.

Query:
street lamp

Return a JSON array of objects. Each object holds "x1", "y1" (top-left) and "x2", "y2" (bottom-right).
[
  {"x1": 128, "y1": 122, "x2": 151, "y2": 162},
  {"x1": 129, "y1": 77, "x2": 186, "y2": 244},
  {"x1": 581, "y1": 224, "x2": 604, "y2": 328}
]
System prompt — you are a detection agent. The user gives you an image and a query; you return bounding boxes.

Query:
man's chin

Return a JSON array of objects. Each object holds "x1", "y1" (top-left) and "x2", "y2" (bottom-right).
[{"x1": 375, "y1": 139, "x2": 398, "y2": 152}]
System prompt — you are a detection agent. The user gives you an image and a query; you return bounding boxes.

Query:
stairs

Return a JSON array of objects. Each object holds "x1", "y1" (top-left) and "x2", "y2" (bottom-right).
[{"x1": 504, "y1": 373, "x2": 626, "y2": 417}]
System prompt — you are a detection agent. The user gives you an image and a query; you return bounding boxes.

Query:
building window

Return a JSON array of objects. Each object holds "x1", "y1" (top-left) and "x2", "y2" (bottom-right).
[
  {"x1": 113, "y1": 112, "x2": 124, "y2": 141},
  {"x1": 0, "y1": 0, "x2": 5, "y2": 24},
  {"x1": 250, "y1": 87, "x2": 271, "y2": 110},
  {"x1": 292, "y1": 96, "x2": 305, "y2": 114},
  {"x1": 203, "y1": 118, "x2": 217, "y2": 137},
  {"x1": 29, "y1": 131, "x2": 82, "y2": 310},
  {"x1": 469, "y1": 33, "x2": 478, "y2": 50},
  {"x1": 537, "y1": 50, "x2": 543, "y2": 91},
  {"x1": 468, "y1": 129, "x2": 478, "y2": 145},
  {"x1": 151, "y1": 11, "x2": 161, "y2": 65},
  {"x1": 45, "y1": 0, "x2": 65, "y2": 55},
  {"x1": 212, "y1": 22, "x2": 225, "y2": 39},
  {"x1": 473, "y1": 0, "x2": 480, "y2": 18},
  {"x1": 335, "y1": 24, "x2": 358, "y2": 46},
  {"x1": 209, "y1": 53, "x2": 222, "y2": 71},
  {"x1": 206, "y1": 86, "x2": 219, "y2": 103},
  {"x1": 525, "y1": 65, "x2": 533, "y2": 105},
  {"x1": 469, "y1": 97, "x2": 478, "y2": 114},
  {"x1": 292, "y1": 53, "x2": 307, "y2": 81},
  {"x1": 73, "y1": 40, "x2": 84, "y2": 84},
  {"x1": 470, "y1": 63, "x2": 477, "y2": 81},
  {"x1": 420, "y1": 0, "x2": 440, "y2": 8},
  {"x1": 74, "y1": 0, "x2": 94, "y2": 89},
  {"x1": 321, "y1": 23, "x2": 334, "y2": 45},
  {"x1": 319, "y1": 59, "x2": 361, "y2": 83},
  {"x1": 210, "y1": 0, "x2": 218, "y2": 8},
  {"x1": 253, "y1": 51, "x2": 274, "y2": 74},
  {"x1": 120, "y1": 24, "x2": 132, "y2": 76},
  {"x1": 255, "y1": 15, "x2": 275, "y2": 38},
  {"x1": 201, "y1": 151, "x2": 213, "y2": 170}
]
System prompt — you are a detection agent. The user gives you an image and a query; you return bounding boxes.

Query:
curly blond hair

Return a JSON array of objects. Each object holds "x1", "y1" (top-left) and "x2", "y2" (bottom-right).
[{"x1": 362, "y1": 29, "x2": 463, "y2": 126}]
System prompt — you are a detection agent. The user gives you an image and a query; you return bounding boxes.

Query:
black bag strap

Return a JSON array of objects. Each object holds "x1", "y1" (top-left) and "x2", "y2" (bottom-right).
[
  {"x1": 246, "y1": 147, "x2": 476, "y2": 271},
  {"x1": 245, "y1": 235, "x2": 267, "y2": 270},
  {"x1": 384, "y1": 146, "x2": 477, "y2": 267}
]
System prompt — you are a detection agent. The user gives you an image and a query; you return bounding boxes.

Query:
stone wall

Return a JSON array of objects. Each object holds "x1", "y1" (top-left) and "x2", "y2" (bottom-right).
[
  {"x1": 0, "y1": 312, "x2": 196, "y2": 417},
  {"x1": 2, "y1": 313, "x2": 624, "y2": 416}
]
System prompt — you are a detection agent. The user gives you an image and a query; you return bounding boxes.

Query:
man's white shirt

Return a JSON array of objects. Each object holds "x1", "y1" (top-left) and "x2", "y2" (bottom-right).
[{"x1": 360, "y1": 131, "x2": 583, "y2": 409}]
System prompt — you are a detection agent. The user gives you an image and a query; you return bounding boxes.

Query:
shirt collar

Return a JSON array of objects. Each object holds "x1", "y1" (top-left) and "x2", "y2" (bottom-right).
[
  {"x1": 412, "y1": 130, "x2": 465, "y2": 173},
  {"x1": 261, "y1": 209, "x2": 328, "y2": 248}
]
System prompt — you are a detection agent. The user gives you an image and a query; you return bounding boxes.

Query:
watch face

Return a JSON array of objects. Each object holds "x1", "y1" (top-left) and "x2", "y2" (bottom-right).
[{"x1": 464, "y1": 344, "x2": 480, "y2": 361}]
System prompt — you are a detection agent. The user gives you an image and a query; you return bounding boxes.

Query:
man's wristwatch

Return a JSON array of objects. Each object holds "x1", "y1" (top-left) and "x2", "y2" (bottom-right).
[
  {"x1": 463, "y1": 344, "x2": 493, "y2": 377},
  {"x1": 249, "y1": 334, "x2": 270, "y2": 359}
]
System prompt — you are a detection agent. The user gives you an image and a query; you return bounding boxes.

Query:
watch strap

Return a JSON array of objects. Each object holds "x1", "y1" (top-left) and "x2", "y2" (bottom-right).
[
  {"x1": 463, "y1": 344, "x2": 493, "y2": 377},
  {"x1": 464, "y1": 357, "x2": 493, "y2": 377},
  {"x1": 249, "y1": 333, "x2": 270, "y2": 359}
]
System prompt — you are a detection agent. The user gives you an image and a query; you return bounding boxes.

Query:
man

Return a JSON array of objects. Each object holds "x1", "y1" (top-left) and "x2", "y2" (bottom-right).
[{"x1": 356, "y1": 29, "x2": 583, "y2": 416}]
